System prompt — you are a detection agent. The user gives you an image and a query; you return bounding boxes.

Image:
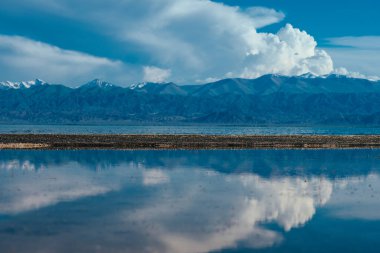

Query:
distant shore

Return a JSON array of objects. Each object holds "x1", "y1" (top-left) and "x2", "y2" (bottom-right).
[{"x1": 1, "y1": 134, "x2": 380, "y2": 150}]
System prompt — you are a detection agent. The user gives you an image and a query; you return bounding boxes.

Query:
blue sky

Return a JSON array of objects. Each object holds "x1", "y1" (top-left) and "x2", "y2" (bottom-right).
[
  {"x1": 0, "y1": 0, "x2": 379, "y2": 86},
  {"x1": 217, "y1": 0, "x2": 380, "y2": 39}
]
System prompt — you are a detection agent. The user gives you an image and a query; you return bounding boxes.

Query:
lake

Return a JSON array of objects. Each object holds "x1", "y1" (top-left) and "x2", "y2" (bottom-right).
[
  {"x1": 0, "y1": 149, "x2": 379, "y2": 252},
  {"x1": 2, "y1": 124, "x2": 380, "y2": 135}
]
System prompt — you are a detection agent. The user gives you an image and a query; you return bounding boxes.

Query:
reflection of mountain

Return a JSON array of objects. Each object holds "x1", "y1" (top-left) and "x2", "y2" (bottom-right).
[
  {"x1": 1, "y1": 149, "x2": 380, "y2": 178},
  {"x1": 1, "y1": 150, "x2": 380, "y2": 253}
]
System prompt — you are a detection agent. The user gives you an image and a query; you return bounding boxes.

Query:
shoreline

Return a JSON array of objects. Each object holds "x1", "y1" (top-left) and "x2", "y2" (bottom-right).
[{"x1": 1, "y1": 134, "x2": 380, "y2": 150}]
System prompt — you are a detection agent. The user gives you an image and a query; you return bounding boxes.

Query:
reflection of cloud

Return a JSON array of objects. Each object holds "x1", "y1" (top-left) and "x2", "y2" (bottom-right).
[
  {"x1": 0, "y1": 186, "x2": 109, "y2": 215},
  {"x1": 143, "y1": 169, "x2": 170, "y2": 186},
  {"x1": 242, "y1": 177, "x2": 331, "y2": 231},
  {"x1": 1, "y1": 152, "x2": 380, "y2": 253},
  {"x1": 327, "y1": 174, "x2": 380, "y2": 220},
  {"x1": 0, "y1": 160, "x2": 40, "y2": 171},
  {"x1": 0, "y1": 162, "x2": 130, "y2": 214},
  {"x1": 125, "y1": 171, "x2": 334, "y2": 253}
]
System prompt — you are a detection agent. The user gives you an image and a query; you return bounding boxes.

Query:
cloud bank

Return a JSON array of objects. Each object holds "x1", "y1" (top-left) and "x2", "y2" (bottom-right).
[
  {"x1": 143, "y1": 66, "x2": 172, "y2": 83},
  {"x1": 0, "y1": 35, "x2": 137, "y2": 85},
  {"x1": 1, "y1": 0, "x2": 335, "y2": 85},
  {"x1": 325, "y1": 36, "x2": 380, "y2": 80}
]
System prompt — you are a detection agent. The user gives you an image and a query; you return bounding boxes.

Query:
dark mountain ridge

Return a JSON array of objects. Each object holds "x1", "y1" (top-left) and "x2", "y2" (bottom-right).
[{"x1": 1, "y1": 75, "x2": 380, "y2": 125}]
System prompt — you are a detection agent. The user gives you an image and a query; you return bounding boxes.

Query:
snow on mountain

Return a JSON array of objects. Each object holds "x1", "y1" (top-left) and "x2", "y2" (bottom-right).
[
  {"x1": 129, "y1": 82, "x2": 148, "y2": 90},
  {"x1": 129, "y1": 82, "x2": 188, "y2": 95},
  {"x1": 2, "y1": 75, "x2": 380, "y2": 124},
  {"x1": 80, "y1": 79, "x2": 116, "y2": 89},
  {"x1": 0, "y1": 79, "x2": 47, "y2": 90},
  {"x1": 298, "y1": 72, "x2": 319, "y2": 79}
]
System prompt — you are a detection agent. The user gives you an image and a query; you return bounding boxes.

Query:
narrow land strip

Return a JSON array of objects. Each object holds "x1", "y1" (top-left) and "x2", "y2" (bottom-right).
[{"x1": 1, "y1": 134, "x2": 380, "y2": 149}]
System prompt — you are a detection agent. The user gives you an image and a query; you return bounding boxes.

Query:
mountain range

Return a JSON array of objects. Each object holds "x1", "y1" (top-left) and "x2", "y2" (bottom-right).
[{"x1": 1, "y1": 74, "x2": 380, "y2": 125}]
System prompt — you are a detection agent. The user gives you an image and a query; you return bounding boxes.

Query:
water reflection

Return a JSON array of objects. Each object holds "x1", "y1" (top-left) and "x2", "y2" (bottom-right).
[{"x1": 0, "y1": 150, "x2": 380, "y2": 253}]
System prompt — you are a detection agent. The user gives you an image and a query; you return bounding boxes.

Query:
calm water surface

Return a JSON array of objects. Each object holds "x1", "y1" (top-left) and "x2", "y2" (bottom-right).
[
  {"x1": 2, "y1": 124, "x2": 380, "y2": 135},
  {"x1": 1, "y1": 149, "x2": 380, "y2": 252}
]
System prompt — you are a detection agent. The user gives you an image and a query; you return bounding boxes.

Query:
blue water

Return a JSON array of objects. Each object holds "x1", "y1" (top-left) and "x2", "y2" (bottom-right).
[
  {"x1": 0, "y1": 149, "x2": 380, "y2": 253},
  {"x1": 1, "y1": 124, "x2": 380, "y2": 135}
]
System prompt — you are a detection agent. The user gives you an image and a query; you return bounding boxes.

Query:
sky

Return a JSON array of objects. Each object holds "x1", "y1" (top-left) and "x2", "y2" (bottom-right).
[{"x1": 0, "y1": 0, "x2": 380, "y2": 86}]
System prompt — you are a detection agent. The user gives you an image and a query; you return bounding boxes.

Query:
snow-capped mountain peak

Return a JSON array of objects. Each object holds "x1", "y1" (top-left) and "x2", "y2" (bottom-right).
[
  {"x1": 0, "y1": 79, "x2": 47, "y2": 90},
  {"x1": 81, "y1": 79, "x2": 115, "y2": 88},
  {"x1": 298, "y1": 72, "x2": 319, "y2": 79},
  {"x1": 129, "y1": 82, "x2": 148, "y2": 89}
]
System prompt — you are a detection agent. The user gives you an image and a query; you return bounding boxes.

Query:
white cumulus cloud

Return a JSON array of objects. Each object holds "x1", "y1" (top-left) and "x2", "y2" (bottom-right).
[
  {"x1": 143, "y1": 66, "x2": 172, "y2": 83},
  {"x1": 240, "y1": 24, "x2": 333, "y2": 79},
  {"x1": 2, "y1": 0, "x2": 336, "y2": 84},
  {"x1": 244, "y1": 7, "x2": 285, "y2": 29},
  {"x1": 0, "y1": 35, "x2": 137, "y2": 85}
]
